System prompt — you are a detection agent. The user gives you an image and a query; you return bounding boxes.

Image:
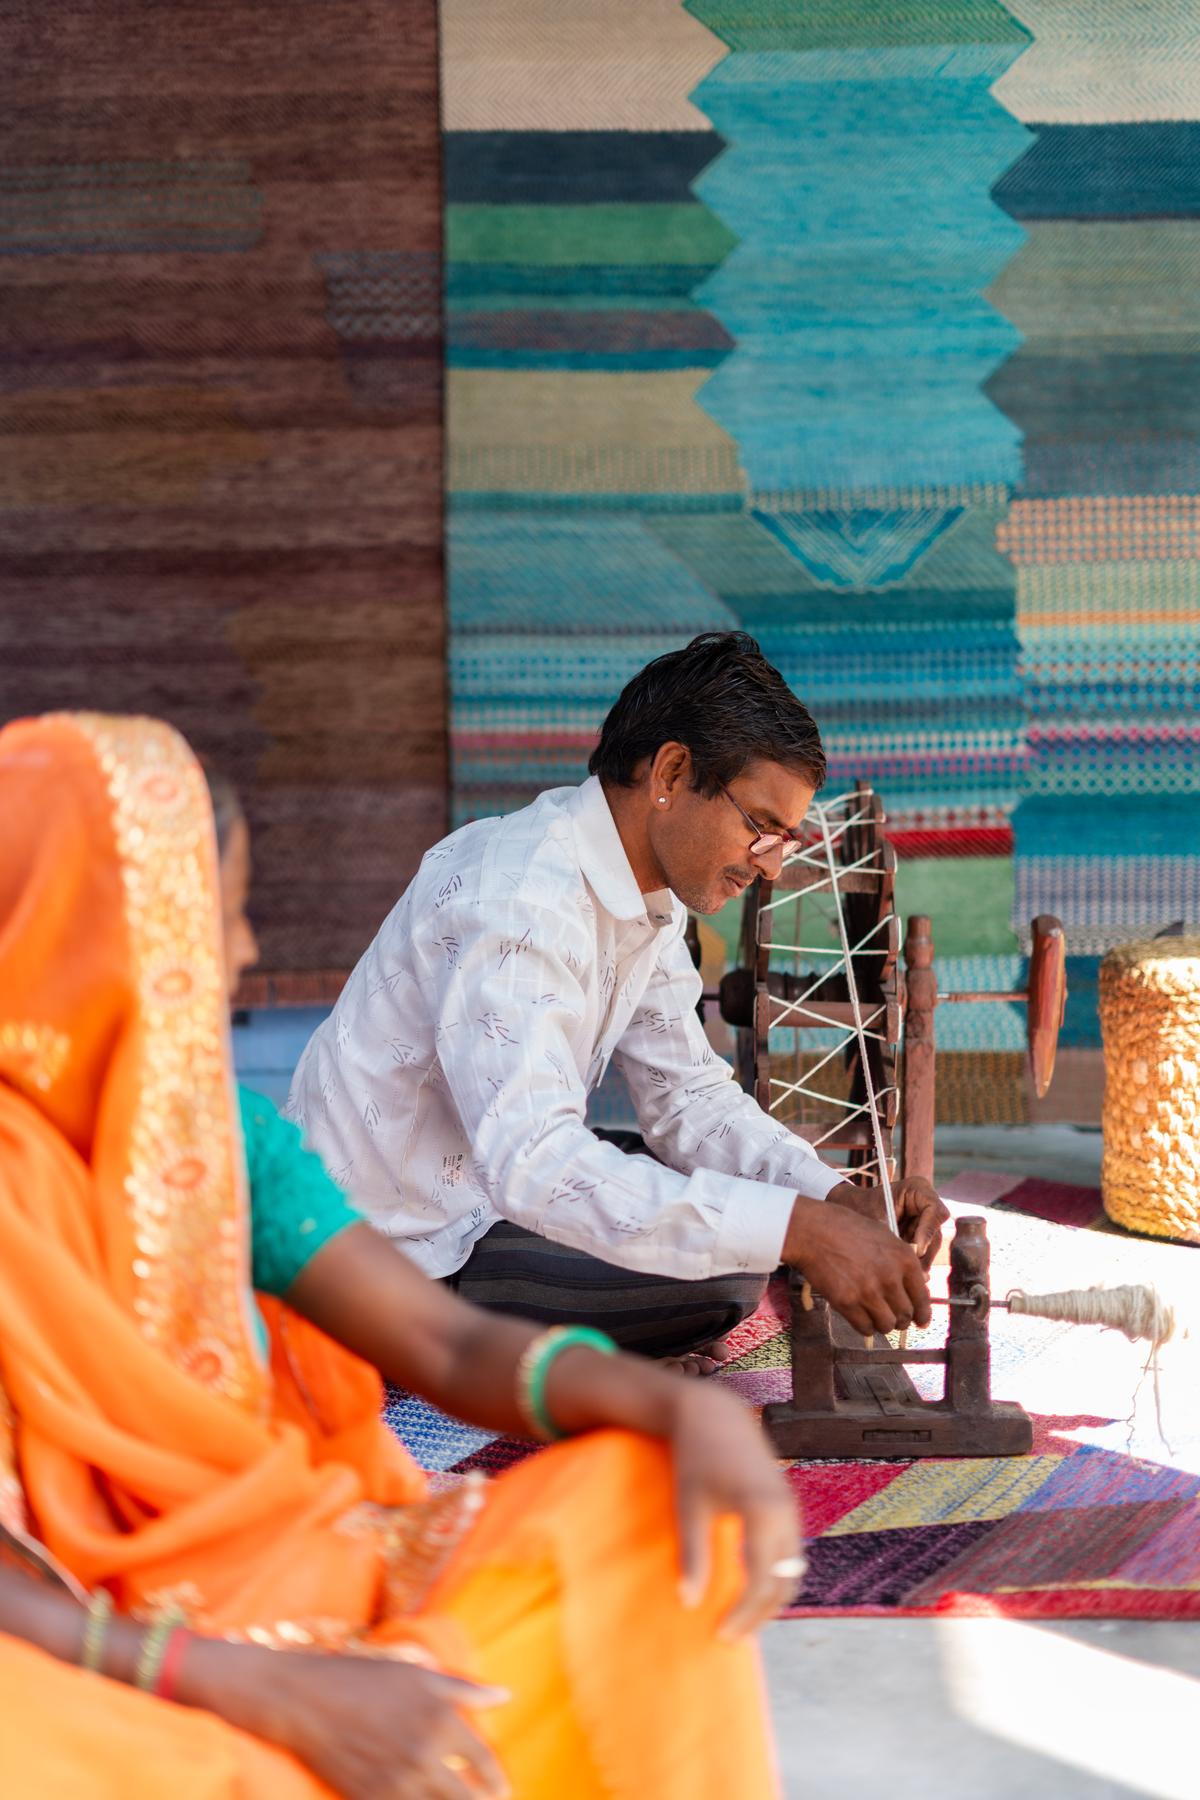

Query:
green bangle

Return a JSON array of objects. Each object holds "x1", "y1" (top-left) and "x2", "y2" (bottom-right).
[
  {"x1": 80, "y1": 1589, "x2": 113, "y2": 1674},
  {"x1": 134, "y1": 1607, "x2": 185, "y2": 1693},
  {"x1": 516, "y1": 1325, "x2": 617, "y2": 1442}
]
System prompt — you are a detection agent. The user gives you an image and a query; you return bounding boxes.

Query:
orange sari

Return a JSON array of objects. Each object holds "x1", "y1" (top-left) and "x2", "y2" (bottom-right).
[{"x1": 0, "y1": 713, "x2": 778, "y2": 1798}]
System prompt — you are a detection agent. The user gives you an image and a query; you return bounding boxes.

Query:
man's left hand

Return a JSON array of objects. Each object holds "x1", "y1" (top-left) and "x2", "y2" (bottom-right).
[
  {"x1": 827, "y1": 1176, "x2": 949, "y2": 1270},
  {"x1": 892, "y1": 1176, "x2": 948, "y2": 1268}
]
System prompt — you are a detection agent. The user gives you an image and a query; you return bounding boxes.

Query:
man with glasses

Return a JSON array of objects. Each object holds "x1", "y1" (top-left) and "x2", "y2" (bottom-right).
[{"x1": 288, "y1": 632, "x2": 947, "y2": 1369}]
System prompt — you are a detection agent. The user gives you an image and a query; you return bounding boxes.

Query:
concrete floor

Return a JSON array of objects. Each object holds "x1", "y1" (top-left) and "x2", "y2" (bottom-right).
[
  {"x1": 763, "y1": 1124, "x2": 1198, "y2": 1800},
  {"x1": 933, "y1": 1121, "x2": 1102, "y2": 1189},
  {"x1": 762, "y1": 1618, "x2": 1200, "y2": 1799}
]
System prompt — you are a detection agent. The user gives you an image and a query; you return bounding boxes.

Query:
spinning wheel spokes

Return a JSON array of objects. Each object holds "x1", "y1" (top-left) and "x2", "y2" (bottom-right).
[
  {"x1": 719, "y1": 782, "x2": 900, "y2": 1187},
  {"x1": 716, "y1": 782, "x2": 1067, "y2": 1170}
]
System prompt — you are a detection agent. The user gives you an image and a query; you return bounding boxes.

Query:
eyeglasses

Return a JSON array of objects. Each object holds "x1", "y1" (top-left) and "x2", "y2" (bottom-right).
[{"x1": 718, "y1": 785, "x2": 802, "y2": 858}]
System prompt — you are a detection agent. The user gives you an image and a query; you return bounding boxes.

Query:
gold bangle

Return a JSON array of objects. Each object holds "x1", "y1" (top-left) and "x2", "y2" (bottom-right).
[
  {"x1": 134, "y1": 1607, "x2": 185, "y2": 1693},
  {"x1": 80, "y1": 1589, "x2": 113, "y2": 1674}
]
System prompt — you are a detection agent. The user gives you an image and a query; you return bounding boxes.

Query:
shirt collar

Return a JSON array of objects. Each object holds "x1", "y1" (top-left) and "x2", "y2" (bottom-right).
[{"x1": 570, "y1": 776, "x2": 674, "y2": 927}]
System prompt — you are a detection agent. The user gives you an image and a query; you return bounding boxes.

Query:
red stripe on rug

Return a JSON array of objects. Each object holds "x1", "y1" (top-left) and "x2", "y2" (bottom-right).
[
  {"x1": 995, "y1": 1178, "x2": 1105, "y2": 1229},
  {"x1": 722, "y1": 1273, "x2": 791, "y2": 1360},
  {"x1": 783, "y1": 1590, "x2": 1200, "y2": 1621},
  {"x1": 936, "y1": 1587, "x2": 1200, "y2": 1619},
  {"x1": 784, "y1": 1462, "x2": 906, "y2": 1536},
  {"x1": 887, "y1": 827, "x2": 1014, "y2": 859}
]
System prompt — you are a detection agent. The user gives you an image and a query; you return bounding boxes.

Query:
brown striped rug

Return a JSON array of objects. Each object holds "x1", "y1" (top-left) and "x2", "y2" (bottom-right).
[{"x1": 0, "y1": 3, "x2": 446, "y2": 985}]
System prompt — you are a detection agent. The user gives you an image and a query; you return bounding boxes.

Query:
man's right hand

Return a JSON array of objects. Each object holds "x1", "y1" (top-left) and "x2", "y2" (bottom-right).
[{"x1": 782, "y1": 1195, "x2": 932, "y2": 1337}]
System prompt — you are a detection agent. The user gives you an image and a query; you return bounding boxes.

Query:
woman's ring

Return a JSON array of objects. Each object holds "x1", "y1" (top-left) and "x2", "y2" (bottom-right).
[
  {"x1": 769, "y1": 1556, "x2": 806, "y2": 1580},
  {"x1": 442, "y1": 1752, "x2": 471, "y2": 1773}
]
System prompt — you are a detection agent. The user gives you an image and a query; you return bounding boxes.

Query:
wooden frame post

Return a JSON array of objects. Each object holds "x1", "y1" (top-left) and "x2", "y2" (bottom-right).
[{"x1": 901, "y1": 913, "x2": 936, "y2": 1183}]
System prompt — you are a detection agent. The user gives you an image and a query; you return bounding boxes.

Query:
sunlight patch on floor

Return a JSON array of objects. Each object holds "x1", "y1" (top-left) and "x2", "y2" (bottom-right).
[{"x1": 941, "y1": 1618, "x2": 1199, "y2": 1800}]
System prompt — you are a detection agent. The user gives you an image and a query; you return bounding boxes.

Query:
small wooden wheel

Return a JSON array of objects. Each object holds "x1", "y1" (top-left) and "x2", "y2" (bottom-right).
[
  {"x1": 934, "y1": 911, "x2": 1068, "y2": 1099},
  {"x1": 1027, "y1": 914, "x2": 1067, "y2": 1099}
]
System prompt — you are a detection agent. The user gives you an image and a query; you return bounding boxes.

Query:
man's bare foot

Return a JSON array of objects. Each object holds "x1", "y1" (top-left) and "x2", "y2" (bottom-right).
[{"x1": 662, "y1": 1336, "x2": 733, "y2": 1378}]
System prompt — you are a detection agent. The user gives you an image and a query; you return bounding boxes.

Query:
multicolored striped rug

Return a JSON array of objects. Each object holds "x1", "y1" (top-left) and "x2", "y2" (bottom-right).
[
  {"x1": 386, "y1": 1181, "x2": 1200, "y2": 1620},
  {"x1": 440, "y1": 2, "x2": 1200, "y2": 1124}
]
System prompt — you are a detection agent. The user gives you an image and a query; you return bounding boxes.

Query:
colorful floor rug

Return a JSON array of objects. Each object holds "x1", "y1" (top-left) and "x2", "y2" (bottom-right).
[
  {"x1": 386, "y1": 1180, "x2": 1200, "y2": 1620},
  {"x1": 952, "y1": 1169, "x2": 1109, "y2": 1231}
]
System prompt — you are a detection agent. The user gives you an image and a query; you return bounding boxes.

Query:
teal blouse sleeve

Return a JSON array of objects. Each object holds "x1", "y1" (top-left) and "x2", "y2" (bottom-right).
[{"x1": 238, "y1": 1086, "x2": 363, "y2": 1297}]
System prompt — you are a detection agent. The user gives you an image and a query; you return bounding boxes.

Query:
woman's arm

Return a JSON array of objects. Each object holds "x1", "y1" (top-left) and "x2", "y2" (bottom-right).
[
  {"x1": 288, "y1": 1221, "x2": 673, "y2": 1439},
  {"x1": 0, "y1": 1560, "x2": 506, "y2": 1800},
  {"x1": 288, "y1": 1223, "x2": 802, "y2": 1635}
]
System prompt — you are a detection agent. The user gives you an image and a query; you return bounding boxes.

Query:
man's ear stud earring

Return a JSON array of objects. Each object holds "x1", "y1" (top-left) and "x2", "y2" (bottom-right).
[{"x1": 657, "y1": 797, "x2": 668, "y2": 805}]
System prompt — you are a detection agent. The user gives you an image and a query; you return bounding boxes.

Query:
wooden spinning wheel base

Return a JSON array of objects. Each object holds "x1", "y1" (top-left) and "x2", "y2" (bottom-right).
[{"x1": 763, "y1": 1215, "x2": 1033, "y2": 1460}]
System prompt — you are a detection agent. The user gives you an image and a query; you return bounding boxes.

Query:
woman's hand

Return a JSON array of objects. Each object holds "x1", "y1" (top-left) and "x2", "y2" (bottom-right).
[
  {"x1": 665, "y1": 1380, "x2": 804, "y2": 1640},
  {"x1": 185, "y1": 1638, "x2": 510, "y2": 1800},
  {"x1": 289, "y1": 1226, "x2": 804, "y2": 1645}
]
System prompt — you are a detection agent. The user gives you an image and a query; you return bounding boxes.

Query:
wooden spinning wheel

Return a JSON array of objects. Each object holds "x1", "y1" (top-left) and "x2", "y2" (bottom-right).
[
  {"x1": 716, "y1": 781, "x2": 1068, "y2": 1187},
  {"x1": 709, "y1": 781, "x2": 1068, "y2": 1458}
]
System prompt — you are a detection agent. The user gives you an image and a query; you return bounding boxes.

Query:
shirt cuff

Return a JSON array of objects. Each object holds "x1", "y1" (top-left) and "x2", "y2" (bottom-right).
[
  {"x1": 783, "y1": 1152, "x2": 844, "y2": 1203},
  {"x1": 713, "y1": 1176, "x2": 802, "y2": 1276}
]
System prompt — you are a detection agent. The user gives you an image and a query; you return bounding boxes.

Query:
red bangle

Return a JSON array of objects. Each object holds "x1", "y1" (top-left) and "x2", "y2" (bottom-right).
[{"x1": 154, "y1": 1626, "x2": 192, "y2": 1702}]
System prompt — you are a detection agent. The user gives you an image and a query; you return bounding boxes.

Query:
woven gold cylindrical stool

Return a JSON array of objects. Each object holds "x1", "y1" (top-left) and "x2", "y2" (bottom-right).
[{"x1": 1100, "y1": 938, "x2": 1200, "y2": 1243}]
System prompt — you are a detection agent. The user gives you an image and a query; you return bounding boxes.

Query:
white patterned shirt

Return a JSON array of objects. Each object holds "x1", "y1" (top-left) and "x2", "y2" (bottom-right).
[{"x1": 286, "y1": 776, "x2": 842, "y2": 1281}]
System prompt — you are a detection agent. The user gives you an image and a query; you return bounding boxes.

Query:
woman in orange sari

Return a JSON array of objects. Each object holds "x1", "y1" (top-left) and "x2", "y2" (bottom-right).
[{"x1": 0, "y1": 712, "x2": 796, "y2": 1799}]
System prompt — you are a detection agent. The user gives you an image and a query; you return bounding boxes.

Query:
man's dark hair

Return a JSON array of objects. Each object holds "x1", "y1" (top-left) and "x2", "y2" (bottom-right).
[{"x1": 588, "y1": 631, "x2": 826, "y2": 795}]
